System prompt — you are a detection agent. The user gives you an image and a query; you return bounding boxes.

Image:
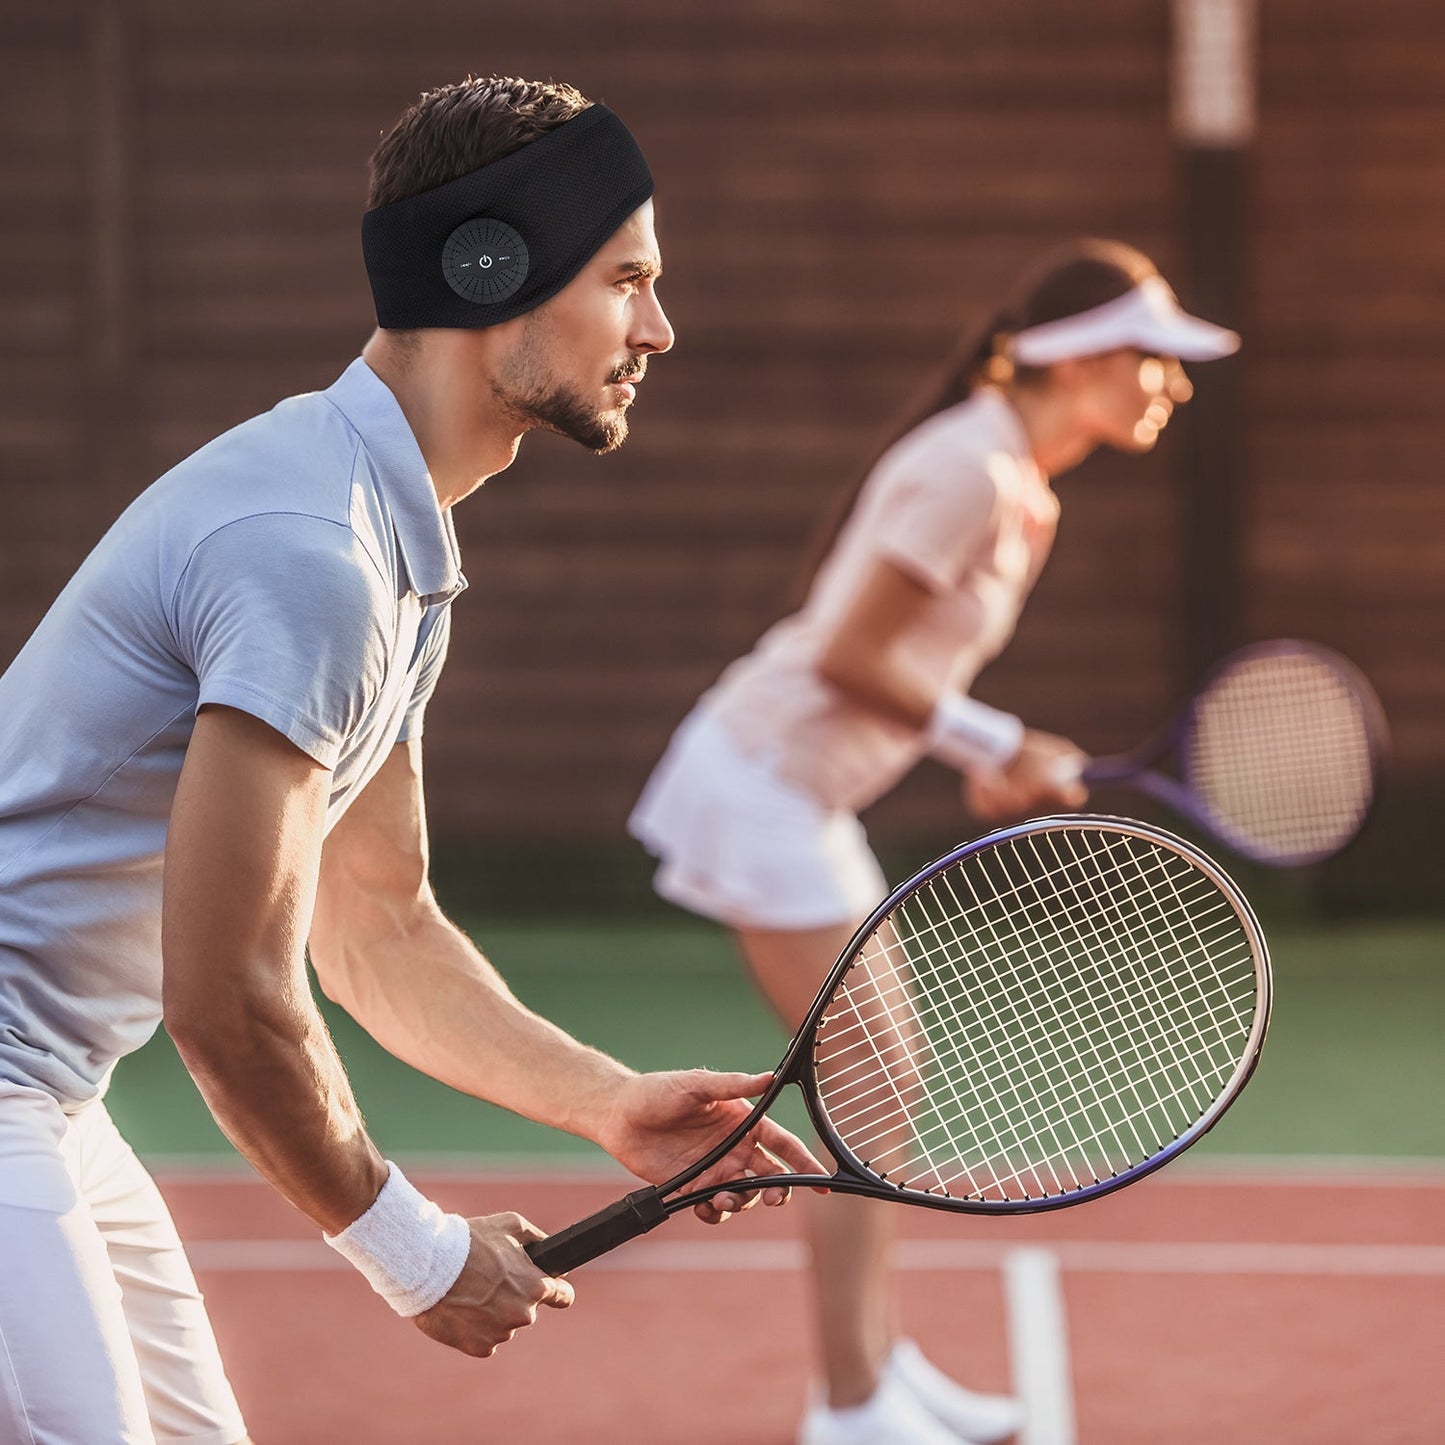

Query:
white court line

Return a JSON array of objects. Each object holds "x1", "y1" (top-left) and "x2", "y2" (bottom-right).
[
  {"x1": 1004, "y1": 1249, "x2": 1076, "y2": 1445},
  {"x1": 183, "y1": 1236, "x2": 1445, "y2": 1277},
  {"x1": 904, "y1": 1240, "x2": 1445, "y2": 1277}
]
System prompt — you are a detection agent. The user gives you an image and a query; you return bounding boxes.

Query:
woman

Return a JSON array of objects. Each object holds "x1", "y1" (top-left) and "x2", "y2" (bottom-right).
[{"x1": 630, "y1": 239, "x2": 1239, "y2": 1445}]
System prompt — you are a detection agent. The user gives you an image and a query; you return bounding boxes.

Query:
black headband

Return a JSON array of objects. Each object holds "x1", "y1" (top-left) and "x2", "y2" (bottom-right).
[{"x1": 361, "y1": 104, "x2": 655, "y2": 330}]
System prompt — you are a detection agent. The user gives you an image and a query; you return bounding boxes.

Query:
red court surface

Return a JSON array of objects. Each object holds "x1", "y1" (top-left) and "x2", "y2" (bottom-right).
[{"x1": 159, "y1": 1165, "x2": 1445, "y2": 1445}]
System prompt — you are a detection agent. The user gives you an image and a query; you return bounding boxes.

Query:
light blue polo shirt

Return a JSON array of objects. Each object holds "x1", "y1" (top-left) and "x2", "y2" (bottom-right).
[{"x1": 0, "y1": 358, "x2": 465, "y2": 1105}]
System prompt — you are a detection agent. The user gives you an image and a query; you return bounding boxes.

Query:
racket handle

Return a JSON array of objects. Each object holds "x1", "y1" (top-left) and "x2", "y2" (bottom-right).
[
  {"x1": 525, "y1": 1186, "x2": 668, "y2": 1275},
  {"x1": 1078, "y1": 753, "x2": 1138, "y2": 784}
]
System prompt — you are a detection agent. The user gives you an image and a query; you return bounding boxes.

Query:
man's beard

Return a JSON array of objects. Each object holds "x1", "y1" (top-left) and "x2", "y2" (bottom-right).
[
  {"x1": 493, "y1": 337, "x2": 636, "y2": 454},
  {"x1": 516, "y1": 381, "x2": 629, "y2": 454}
]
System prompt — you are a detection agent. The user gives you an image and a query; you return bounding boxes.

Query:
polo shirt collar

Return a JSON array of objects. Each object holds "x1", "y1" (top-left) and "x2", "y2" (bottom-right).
[{"x1": 324, "y1": 358, "x2": 466, "y2": 605}]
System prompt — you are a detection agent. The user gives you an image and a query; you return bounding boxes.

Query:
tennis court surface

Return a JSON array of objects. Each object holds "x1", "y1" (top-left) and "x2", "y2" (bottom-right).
[
  {"x1": 112, "y1": 917, "x2": 1443, "y2": 1443},
  {"x1": 159, "y1": 1163, "x2": 1443, "y2": 1443}
]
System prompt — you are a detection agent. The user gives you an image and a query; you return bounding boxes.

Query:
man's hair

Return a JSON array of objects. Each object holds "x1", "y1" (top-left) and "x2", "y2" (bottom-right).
[{"x1": 367, "y1": 76, "x2": 593, "y2": 210}]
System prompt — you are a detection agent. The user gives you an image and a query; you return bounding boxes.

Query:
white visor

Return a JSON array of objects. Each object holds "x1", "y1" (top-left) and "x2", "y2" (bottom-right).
[{"x1": 1009, "y1": 276, "x2": 1240, "y2": 365}]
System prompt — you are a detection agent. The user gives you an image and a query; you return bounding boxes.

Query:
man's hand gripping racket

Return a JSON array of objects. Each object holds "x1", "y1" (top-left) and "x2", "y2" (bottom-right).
[{"x1": 528, "y1": 814, "x2": 1271, "y2": 1276}]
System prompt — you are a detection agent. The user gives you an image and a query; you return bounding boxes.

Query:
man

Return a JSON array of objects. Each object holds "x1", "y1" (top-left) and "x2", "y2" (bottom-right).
[{"x1": 0, "y1": 76, "x2": 819, "y2": 1444}]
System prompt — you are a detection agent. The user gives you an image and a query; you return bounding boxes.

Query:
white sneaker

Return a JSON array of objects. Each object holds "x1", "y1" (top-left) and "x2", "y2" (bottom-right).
[
  {"x1": 885, "y1": 1339, "x2": 1023, "y2": 1444},
  {"x1": 799, "y1": 1372, "x2": 965, "y2": 1445}
]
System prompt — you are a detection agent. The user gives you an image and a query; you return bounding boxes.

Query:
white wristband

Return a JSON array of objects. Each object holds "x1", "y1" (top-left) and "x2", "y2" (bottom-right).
[
  {"x1": 323, "y1": 1161, "x2": 471, "y2": 1317},
  {"x1": 926, "y1": 691, "x2": 1025, "y2": 774}
]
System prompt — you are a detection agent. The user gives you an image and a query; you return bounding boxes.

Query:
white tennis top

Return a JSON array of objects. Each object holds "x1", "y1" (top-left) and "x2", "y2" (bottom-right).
[
  {"x1": 0, "y1": 358, "x2": 462, "y2": 1105},
  {"x1": 707, "y1": 387, "x2": 1059, "y2": 811}
]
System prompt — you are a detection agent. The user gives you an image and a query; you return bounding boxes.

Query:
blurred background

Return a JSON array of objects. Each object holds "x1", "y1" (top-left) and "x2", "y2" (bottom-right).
[
  {"x1": 1, "y1": 5, "x2": 1442, "y2": 1440},
  {"x1": 4, "y1": 0, "x2": 1442, "y2": 916}
]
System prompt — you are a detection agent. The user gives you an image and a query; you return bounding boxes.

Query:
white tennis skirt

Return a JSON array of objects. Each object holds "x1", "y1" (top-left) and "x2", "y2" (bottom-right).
[{"x1": 629, "y1": 707, "x2": 888, "y2": 931}]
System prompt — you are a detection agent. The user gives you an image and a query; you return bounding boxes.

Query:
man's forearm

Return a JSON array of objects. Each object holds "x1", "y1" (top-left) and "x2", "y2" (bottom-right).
[
  {"x1": 312, "y1": 904, "x2": 634, "y2": 1144},
  {"x1": 169, "y1": 971, "x2": 389, "y2": 1235}
]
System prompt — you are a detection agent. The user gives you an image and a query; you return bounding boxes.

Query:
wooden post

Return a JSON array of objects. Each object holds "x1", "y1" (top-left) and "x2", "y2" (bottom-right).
[{"x1": 1170, "y1": 0, "x2": 1256, "y2": 686}]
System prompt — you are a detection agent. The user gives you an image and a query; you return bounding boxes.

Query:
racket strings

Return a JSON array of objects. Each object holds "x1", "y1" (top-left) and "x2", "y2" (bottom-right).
[
  {"x1": 919, "y1": 842, "x2": 1253, "y2": 1192},
  {"x1": 914, "y1": 853, "x2": 1221, "y2": 1183},
  {"x1": 820, "y1": 864, "x2": 1245, "y2": 1171},
  {"x1": 1187, "y1": 651, "x2": 1378, "y2": 862},
  {"x1": 831, "y1": 840, "x2": 1250, "y2": 1117},
  {"x1": 921, "y1": 832, "x2": 1256, "y2": 1192},
  {"x1": 819, "y1": 869, "x2": 1243, "y2": 1198},
  {"x1": 816, "y1": 953, "x2": 928, "y2": 1178},
  {"x1": 812, "y1": 826, "x2": 1262, "y2": 1204},
  {"x1": 823, "y1": 870, "x2": 1244, "y2": 1195},
  {"x1": 986, "y1": 832, "x2": 1253, "y2": 1187}
]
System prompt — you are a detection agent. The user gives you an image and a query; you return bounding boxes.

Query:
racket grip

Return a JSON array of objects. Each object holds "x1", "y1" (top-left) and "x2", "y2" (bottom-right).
[
  {"x1": 525, "y1": 1186, "x2": 667, "y2": 1275},
  {"x1": 1078, "y1": 754, "x2": 1136, "y2": 784}
]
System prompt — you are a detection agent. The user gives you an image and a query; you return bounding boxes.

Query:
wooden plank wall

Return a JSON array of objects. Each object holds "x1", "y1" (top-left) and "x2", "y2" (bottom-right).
[
  {"x1": 1, "y1": 0, "x2": 1440, "y2": 853},
  {"x1": 1251, "y1": 0, "x2": 1445, "y2": 768}
]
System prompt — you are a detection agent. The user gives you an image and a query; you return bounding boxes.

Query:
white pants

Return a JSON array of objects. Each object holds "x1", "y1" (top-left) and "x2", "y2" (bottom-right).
[
  {"x1": 629, "y1": 708, "x2": 888, "y2": 931},
  {"x1": 0, "y1": 1082, "x2": 246, "y2": 1445}
]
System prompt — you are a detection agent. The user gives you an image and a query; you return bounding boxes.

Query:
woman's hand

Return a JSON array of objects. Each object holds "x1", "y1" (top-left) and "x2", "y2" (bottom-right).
[{"x1": 964, "y1": 728, "x2": 1088, "y2": 823}]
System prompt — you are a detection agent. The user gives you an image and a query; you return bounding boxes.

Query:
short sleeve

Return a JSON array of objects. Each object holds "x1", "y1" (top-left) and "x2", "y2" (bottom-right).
[
  {"x1": 171, "y1": 514, "x2": 394, "y2": 767},
  {"x1": 869, "y1": 443, "x2": 1002, "y2": 595},
  {"x1": 396, "y1": 606, "x2": 452, "y2": 744}
]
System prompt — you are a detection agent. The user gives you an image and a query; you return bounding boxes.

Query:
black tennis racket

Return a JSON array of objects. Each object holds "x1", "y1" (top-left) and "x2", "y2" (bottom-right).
[
  {"x1": 527, "y1": 815, "x2": 1270, "y2": 1276},
  {"x1": 1072, "y1": 640, "x2": 1387, "y2": 868}
]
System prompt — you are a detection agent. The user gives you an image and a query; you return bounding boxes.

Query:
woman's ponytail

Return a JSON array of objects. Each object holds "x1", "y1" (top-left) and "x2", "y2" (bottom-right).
[{"x1": 787, "y1": 238, "x2": 1160, "y2": 604}]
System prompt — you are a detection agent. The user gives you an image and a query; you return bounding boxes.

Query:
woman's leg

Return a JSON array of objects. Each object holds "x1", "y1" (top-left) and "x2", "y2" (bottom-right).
[
  {"x1": 735, "y1": 925, "x2": 1023, "y2": 1445},
  {"x1": 734, "y1": 921, "x2": 898, "y2": 1408}
]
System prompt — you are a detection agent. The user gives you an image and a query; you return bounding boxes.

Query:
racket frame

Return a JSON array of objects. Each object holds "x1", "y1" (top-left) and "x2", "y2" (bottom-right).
[
  {"x1": 673, "y1": 812, "x2": 1270, "y2": 1217},
  {"x1": 1083, "y1": 638, "x2": 1388, "y2": 866},
  {"x1": 528, "y1": 815, "x2": 1270, "y2": 1274}
]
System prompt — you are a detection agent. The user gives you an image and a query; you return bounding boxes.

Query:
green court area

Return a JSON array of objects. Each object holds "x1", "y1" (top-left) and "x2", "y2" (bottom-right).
[{"x1": 107, "y1": 916, "x2": 1444, "y2": 1166}]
